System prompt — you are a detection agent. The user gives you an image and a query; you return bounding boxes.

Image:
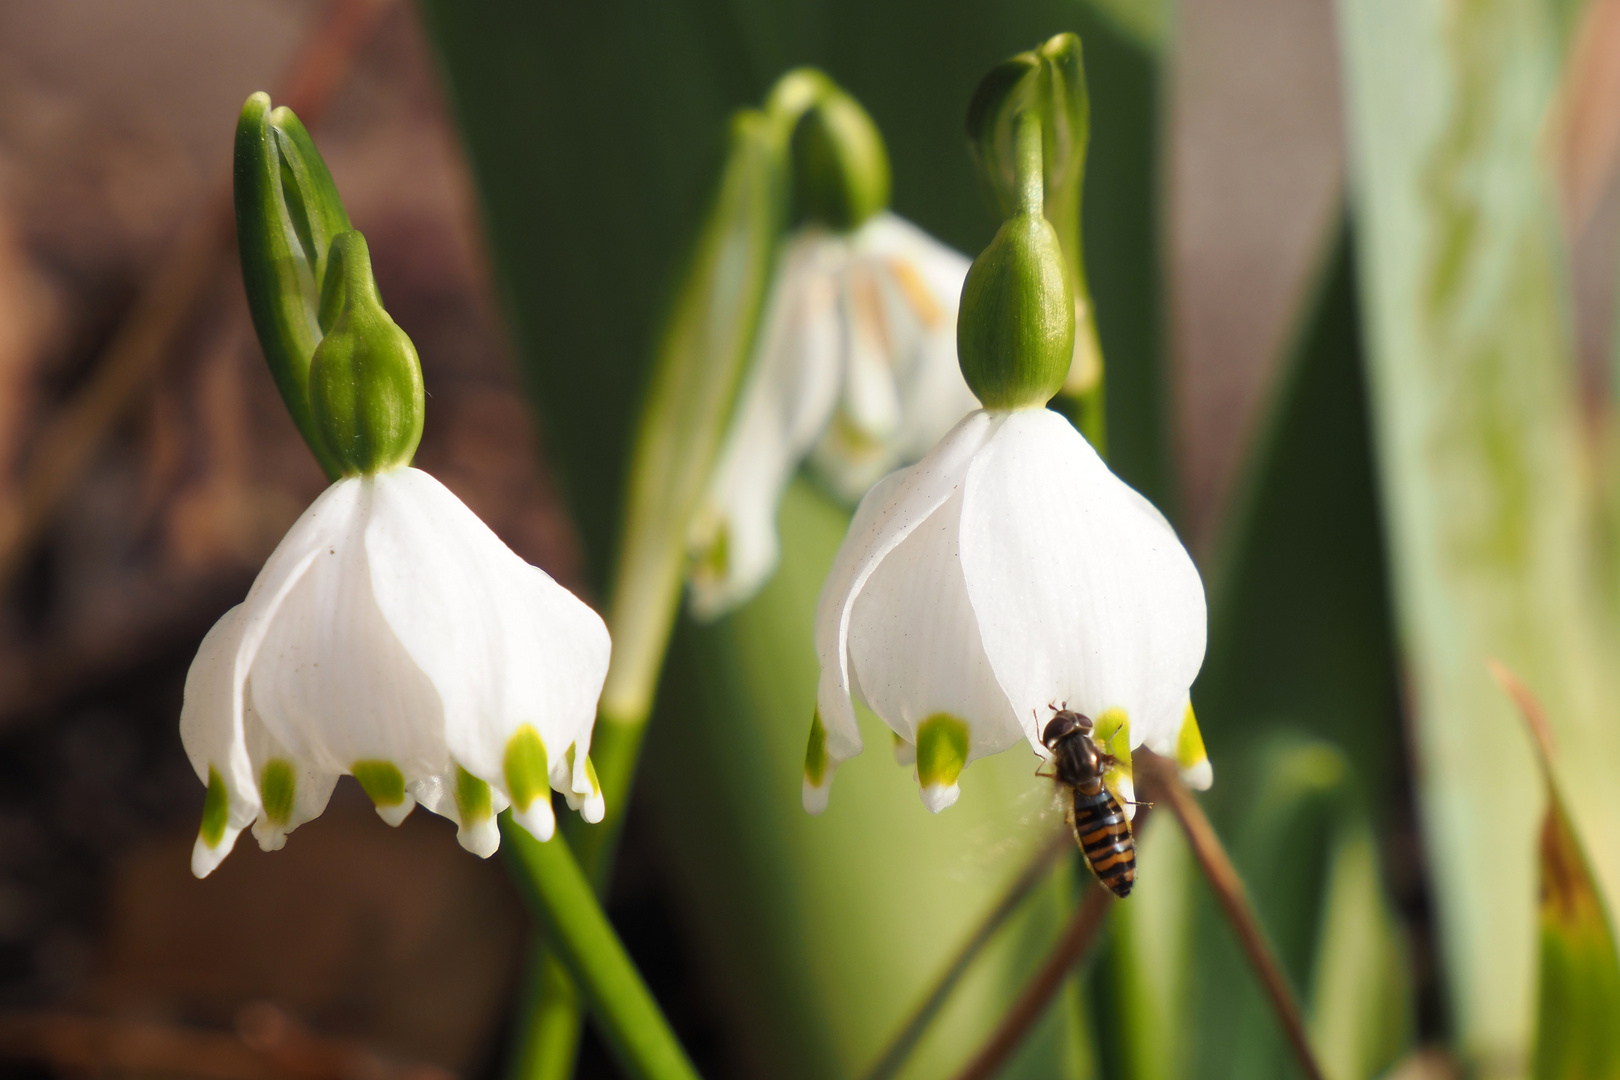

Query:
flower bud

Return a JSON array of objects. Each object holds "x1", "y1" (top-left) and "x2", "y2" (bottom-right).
[
  {"x1": 792, "y1": 90, "x2": 891, "y2": 232},
  {"x1": 235, "y1": 92, "x2": 353, "y2": 480},
  {"x1": 308, "y1": 231, "x2": 424, "y2": 475},
  {"x1": 956, "y1": 112, "x2": 1073, "y2": 410}
]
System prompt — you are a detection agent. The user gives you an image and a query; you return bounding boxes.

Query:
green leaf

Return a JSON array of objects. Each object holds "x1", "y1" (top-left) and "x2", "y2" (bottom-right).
[
  {"x1": 1534, "y1": 785, "x2": 1620, "y2": 1080},
  {"x1": 599, "y1": 103, "x2": 790, "y2": 723},
  {"x1": 1338, "y1": 0, "x2": 1620, "y2": 1070},
  {"x1": 233, "y1": 92, "x2": 350, "y2": 480}
]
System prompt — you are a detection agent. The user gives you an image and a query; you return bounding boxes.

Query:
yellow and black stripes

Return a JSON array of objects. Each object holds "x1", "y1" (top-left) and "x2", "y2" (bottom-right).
[{"x1": 1071, "y1": 785, "x2": 1136, "y2": 898}]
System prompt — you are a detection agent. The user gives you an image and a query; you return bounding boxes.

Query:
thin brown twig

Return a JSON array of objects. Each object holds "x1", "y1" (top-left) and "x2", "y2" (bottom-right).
[
  {"x1": 0, "y1": 1005, "x2": 455, "y2": 1080},
  {"x1": 948, "y1": 879, "x2": 1114, "y2": 1080},
  {"x1": 1141, "y1": 752, "x2": 1328, "y2": 1080},
  {"x1": 860, "y1": 828, "x2": 1073, "y2": 1080},
  {"x1": 0, "y1": 0, "x2": 394, "y2": 589}
]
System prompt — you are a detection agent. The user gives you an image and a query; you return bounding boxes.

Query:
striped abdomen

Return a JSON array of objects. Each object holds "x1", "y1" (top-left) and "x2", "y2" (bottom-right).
[{"x1": 1071, "y1": 785, "x2": 1136, "y2": 898}]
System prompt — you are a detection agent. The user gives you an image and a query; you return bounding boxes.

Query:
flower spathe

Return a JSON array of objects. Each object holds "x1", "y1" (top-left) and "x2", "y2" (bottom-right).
[
  {"x1": 808, "y1": 408, "x2": 1208, "y2": 814},
  {"x1": 181, "y1": 467, "x2": 610, "y2": 878},
  {"x1": 687, "y1": 212, "x2": 981, "y2": 620}
]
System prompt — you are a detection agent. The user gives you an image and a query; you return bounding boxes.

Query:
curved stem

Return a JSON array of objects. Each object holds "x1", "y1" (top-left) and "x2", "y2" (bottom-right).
[{"x1": 500, "y1": 818, "x2": 701, "y2": 1080}]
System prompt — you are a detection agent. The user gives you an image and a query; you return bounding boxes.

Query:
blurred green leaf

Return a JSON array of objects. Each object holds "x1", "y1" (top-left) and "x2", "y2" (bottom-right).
[
  {"x1": 1094, "y1": 811, "x2": 1196, "y2": 1080},
  {"x1": 1338, "y1": 0, "x2": 1620, "y2": 1071},
  {"x1": 1533, "y1": 783, "x2": 1620, "y2": 1080},
  {"x1": 1187, "y1": 736, "x2": 1409, "y2": 1080},
  {"x1": 600, "y1": 104, "x2": 789, "y2": 722},
  {"x1": 1309, "y1": 811, "x2": 1411, "y2": 1080}
]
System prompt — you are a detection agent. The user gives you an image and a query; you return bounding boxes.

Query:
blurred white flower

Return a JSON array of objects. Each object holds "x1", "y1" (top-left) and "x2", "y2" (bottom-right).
[
  {"x1": 687, "y1": 212, "x2": 980, "y2": 619},
  {"x1": 181, "y1": 467, "x2": 610, "y2": 878},
  {"x1": 806, "y1": 408, "x2": 1206, "y2": 813}
]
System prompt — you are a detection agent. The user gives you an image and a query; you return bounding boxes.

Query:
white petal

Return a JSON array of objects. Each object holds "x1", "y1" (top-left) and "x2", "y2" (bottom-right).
[
  {"x1": 814, "y1": 411, "x2": 1004, "y2": 766},
  {"x1": 810, "y1": 214, "x2": 979, "y2": 500},
  {"x1": 244, "y1": 688, "x2": 338, "y2": 852},
  {"x1": 958, "y1": 411, "x2": 1207, "y2": 752},
  {"x1": 919, "y1": 783, "x2": 961, "y2": 813},
  {"x1": 847, "y1": 488, "x2": 1024, "y2": 758},
  {"x1": 364, "y1": 469, "x2": 611, "y2": 826},
  {"x1": 180, "y1": 605, "x2": 260, "y2": 877},
  {"x1": 687, "y1": 234, "x2": 845, "y2": 619},
  {"x1": 410, "y1": 769, "x2": 511, "y2": 858},
  {"x1": 247, "y1": 479, "x2": 448, "y2": 784}
]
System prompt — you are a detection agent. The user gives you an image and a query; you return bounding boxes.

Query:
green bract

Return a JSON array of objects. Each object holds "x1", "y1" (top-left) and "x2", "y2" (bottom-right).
[
  {"x1": 791, "y1": 89, "x2": 890, "y2": 231},
  {"x1": 234, "y1": 92, "x2": 353, "y2": 480},
  {"x1": 956, "y1": 112, "x2": 1073, "y2": 410},
  {"x1": 308, "y1": 231, "x2": 424, "y2": 475}
]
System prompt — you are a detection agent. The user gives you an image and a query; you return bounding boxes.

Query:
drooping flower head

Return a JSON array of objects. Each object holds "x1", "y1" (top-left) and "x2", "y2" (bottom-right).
[
  {"x1": 806, "y1": 112, "x2": 1210, "y2": 816},
  {"x1": 185, "y1": 137, "x2": 609, "y2": 878},
  {"x1": 686, "y1": 81, "x2": 981, "y2": 620}
]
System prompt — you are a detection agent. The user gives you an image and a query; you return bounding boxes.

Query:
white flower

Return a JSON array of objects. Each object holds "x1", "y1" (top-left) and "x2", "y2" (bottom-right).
[
  {"x1": 687, "y1": 212, "x2": 981, "y2": 619},
  {"x1": 180, "y1": 467, "x2": 610, "y2": 878},
  {"x1": 807, "y1": 408, "x2": 1207, "y2": 814}
]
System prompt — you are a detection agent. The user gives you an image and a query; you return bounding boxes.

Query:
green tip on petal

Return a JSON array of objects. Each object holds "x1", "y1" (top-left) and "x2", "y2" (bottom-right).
[
  {"x1": 1093, "y1": 707, "x2": 1136, "y2": 818},
  {"x1": 352, "y1": 760, "x2": 413, "y2": 826},
  {"x1": 504, "y1": 725, "x2": 550, "y2": 811},
  {"x1": 580, "y1": 755, "x2": 605, "y2": 824},
  {"x1": 916, "y1": 714, "x2": 970, "y2": 813},
  {"x1": 1176, "y1": 703, "x2": 1213, "y2": 790},
  {"x1": 455, "y1": 764, "x2": 494, "y2": 825},
  {"x1": 199, "y1": 766, "x2": 230, "y2": 848},
  {"x1": 504, "y1": 725, "x2": 557, "y2": 842},
  {"x1": 803, "y1": 710, "x2": 835, "y2": 815},
  {"x1": 259, "y1": 759, "x2": 297, "y2": 827},
  {"x1": 804, "y1": 709, "x2": 830, "y2": 786}
]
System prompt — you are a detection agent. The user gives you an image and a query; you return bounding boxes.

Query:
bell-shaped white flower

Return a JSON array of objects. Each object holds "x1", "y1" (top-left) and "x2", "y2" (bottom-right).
[
  {"x1": 687, "y1": 212, "x2": 981, "y2": 619},
  {"x1": 181, "y1": 467, "x2": 610, "y2": 878},
  {"x1": 807, "y1": 408, "x2": 1207, "y2": 813}
]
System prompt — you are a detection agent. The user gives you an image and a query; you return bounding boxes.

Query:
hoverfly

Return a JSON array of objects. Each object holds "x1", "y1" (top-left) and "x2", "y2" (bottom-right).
[{"x1": 1040, "y1": 706, "x2": 1137, "y2": 898}]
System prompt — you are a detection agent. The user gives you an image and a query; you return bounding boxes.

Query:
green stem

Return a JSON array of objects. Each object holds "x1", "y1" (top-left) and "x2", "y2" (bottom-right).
[
  {"x1": 509, "y1": 946, "x2": 585, "y2": 1080},
  {"x1": 501, "y1": 817, "x2": 701, "y2": 1080}
]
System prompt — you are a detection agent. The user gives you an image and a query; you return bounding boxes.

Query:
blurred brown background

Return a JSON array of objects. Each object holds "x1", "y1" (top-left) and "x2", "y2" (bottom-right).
[{"x1": 0, "y1": 0, "x2": 1617, "y2": 1076}]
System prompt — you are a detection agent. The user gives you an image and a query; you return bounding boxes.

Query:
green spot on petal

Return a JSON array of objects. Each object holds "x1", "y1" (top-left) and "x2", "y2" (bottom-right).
[
  {"x1": 260, "y1": 759, "x2": 297, "y2": 826},
  {"x1": 455, "y1": 764, "x2": 493, "y2": 825},
  {"x1": 584, "y1": 754, "x2": 601, "y2": 798},
  {"x1": 199, "y1": 766, "x2": 229, "y2": 847},
  {"x1": 504, "y1": 725, "x2": 549, "y2": 810},
  {"x1": 804, "y1": 709, "x2": 829, "y2": 786},
  {"x1": 916, "y1": 714, "x2": 970, "y2": 791},
  {"x1": 352, "y1": 760, "x2": 406, "y2": 807},
  {"x1": 1176, "y1": 702, "x2": 1208, "y2": 770},
  {"x1": 1094, "y1": 707, "x2": 1133, "y2": 795}
]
